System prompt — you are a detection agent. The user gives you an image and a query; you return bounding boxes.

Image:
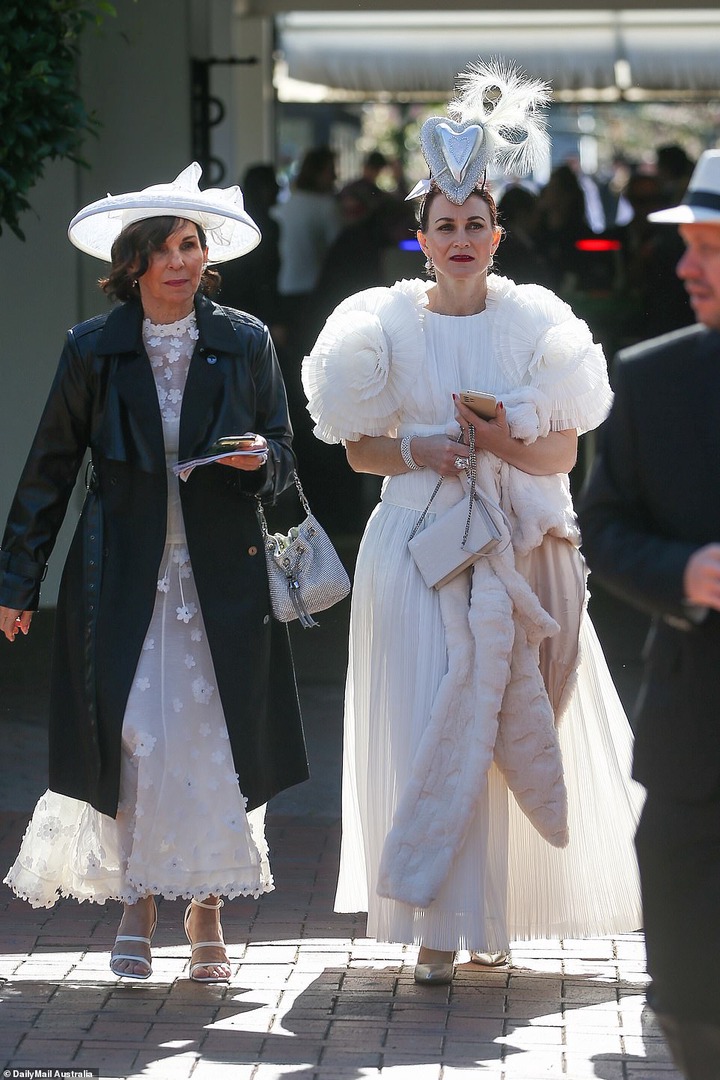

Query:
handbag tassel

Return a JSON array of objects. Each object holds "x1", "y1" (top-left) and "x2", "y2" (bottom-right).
[{"x1": 288, "y1": 575, "x2": 320, "y2": 629}]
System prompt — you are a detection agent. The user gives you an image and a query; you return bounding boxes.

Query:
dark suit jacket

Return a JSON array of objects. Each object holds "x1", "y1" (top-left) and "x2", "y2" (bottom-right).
[{"x1": 577, "y1": 322, "x2": 720, "y2": 800}]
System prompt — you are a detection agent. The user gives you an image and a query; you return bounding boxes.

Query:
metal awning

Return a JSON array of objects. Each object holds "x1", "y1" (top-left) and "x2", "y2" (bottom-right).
[{"x1": 275, "y1": 10, "x2": 720, "y2": 100}]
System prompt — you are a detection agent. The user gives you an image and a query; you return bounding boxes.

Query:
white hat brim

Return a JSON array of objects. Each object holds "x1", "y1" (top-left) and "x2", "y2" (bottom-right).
[
  {"x1": 67, "y1": 164, "x2": 262, "y2": 263},
  {"x1": 648, "y1": 204, "x2": 720, "y2": 224}
]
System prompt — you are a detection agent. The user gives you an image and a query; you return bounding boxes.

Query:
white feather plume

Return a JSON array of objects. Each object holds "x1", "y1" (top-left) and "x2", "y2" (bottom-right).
[{"x1": 447, "y1": 58, "x2": 551, "y2": 176}]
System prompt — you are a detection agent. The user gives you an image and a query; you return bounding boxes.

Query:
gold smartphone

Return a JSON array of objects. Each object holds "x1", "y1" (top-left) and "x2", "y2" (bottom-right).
[{"x1": 458, "y1": 390, "x2": 497, "y2": 421}]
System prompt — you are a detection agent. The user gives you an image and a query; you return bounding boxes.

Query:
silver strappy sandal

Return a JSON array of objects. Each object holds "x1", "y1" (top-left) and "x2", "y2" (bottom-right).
[
  {"x1": 183, "y1": 897, "x2": 231, "y2": 983},
  {"x1": 110, "y1": 900, "x2": 157, "y2": 980}
]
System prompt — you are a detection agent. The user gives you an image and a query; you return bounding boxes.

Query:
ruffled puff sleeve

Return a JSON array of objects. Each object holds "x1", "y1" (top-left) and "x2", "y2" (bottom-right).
[
  {"x1": 301, "y1": 284, "x2": 425, "y2": 444},
  {"x1": 492, "y1": 279, "x2": 613, "y2": 435}
]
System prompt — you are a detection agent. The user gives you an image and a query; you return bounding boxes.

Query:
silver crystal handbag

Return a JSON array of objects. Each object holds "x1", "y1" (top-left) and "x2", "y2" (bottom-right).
[
  {"x1": 407, "y1": 427, "x2": 504, "y2": 590},
  {"x1": 255, "y1": 473, "x2": 351, "y2": 628}
]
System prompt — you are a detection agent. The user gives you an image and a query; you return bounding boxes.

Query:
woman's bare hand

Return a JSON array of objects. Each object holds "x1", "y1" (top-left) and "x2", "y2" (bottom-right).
[
  {"x1": 0, "y1": 606, "x2": 33, "y2": 642},
  {"x1": 454, "y1": 397, "x2": 577, "y2": 476},
  {"x1": 408, "y1": 434, "x2": 471, "y2": 476},
  {"x1": 217, "y1": 434, "x2": 269, "y2": 471},
  {"x1": 454, "y1": 396, "x2": 507, "y2": 452}
]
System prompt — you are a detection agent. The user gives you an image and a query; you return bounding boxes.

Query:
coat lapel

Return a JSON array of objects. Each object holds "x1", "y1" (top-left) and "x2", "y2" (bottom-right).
[
  {"x1": 178, "y1": 296, "x2": 249, "y2": 457},
  {"x1": 179, "y1": 346, "x2": 226, "y2": 458},
  {"x1": 112, "y1": 352, "x2": 165, "y2": 472},
  {"x1": 96, "y1": 302, "x2": 165, "y2": 472}
]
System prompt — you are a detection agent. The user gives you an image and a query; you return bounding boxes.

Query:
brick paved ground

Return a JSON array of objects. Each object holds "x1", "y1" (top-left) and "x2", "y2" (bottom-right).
[
  {"x1": 0, "y1": 806, "x2": 681, "y2": 1080},
  {"x1": 0, "y1": 587, "x2": 683, "y2": 1079}
]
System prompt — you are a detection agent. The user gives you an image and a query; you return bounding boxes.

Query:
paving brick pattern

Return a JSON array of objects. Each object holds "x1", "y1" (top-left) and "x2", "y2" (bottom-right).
[{"x1": 0, "y1": 807, "x2": 680, "y2": 1080}]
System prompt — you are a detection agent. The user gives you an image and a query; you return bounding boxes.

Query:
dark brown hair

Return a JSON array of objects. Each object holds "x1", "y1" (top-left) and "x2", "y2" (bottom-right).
[
  {"x1": 416, "y1": 180, "x2": 501, "y2": 233},
  {"x1": 100, "y1": 216, "x2": 221, "y2": 302}
]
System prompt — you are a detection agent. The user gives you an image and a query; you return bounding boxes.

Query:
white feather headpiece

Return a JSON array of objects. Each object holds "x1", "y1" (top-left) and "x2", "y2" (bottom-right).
[{"x1": 407, "y1": 58, "x2": 551, "y2": 205}]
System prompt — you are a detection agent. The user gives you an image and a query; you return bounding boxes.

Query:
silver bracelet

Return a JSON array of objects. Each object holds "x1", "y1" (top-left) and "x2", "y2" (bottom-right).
[{"x1": 400, "y1": 435, "x2": 424, "y2": 471}]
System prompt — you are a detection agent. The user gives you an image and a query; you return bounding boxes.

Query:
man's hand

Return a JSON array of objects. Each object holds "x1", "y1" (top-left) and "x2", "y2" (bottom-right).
[{"x1": 684, "y1": 544, "x2": 720, "y2": 611}]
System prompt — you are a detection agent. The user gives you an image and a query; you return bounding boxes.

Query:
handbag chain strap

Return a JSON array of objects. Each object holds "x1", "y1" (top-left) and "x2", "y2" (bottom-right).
[
  {"x1": 255, "y1": 469, "x2": 311, "y2": 541},
  {"x1": 408, "y1": 427, "x2": 476, "y2": 544}
]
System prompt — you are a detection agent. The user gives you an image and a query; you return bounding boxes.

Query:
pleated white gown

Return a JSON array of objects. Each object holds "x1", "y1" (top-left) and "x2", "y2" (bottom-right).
[
  {"x1": 5, "y1": 313, "x2": 271, "y2": 908},
  {"x1": 334, "y1": 308, "x2": 644, "y2": 953}
]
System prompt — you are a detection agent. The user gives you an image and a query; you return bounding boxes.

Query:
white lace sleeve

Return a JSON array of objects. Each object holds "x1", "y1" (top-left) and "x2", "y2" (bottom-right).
[
  {"x1": 492, "y1": 281, "x2": 613, "y2": 434},
  {"x1": 301, "y1": 285, "x2": 425, "y2": 444}
]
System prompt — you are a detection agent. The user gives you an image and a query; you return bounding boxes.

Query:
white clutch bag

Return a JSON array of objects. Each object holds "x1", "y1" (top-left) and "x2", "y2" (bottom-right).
[{"x1": 408, "y1": 489, "x2": 502, "y2": 590}]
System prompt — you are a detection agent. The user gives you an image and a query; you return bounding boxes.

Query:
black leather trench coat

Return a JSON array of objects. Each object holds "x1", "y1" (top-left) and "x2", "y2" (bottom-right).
[{"x1": 0, "y1": 294, "x2": 308, "y2": 817}]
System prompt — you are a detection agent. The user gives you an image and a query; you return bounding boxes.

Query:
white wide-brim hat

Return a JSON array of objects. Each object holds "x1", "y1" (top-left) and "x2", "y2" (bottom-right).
[
  {"x1": 648, "y1": 148, "x2": 720, "y2": 224},
  {"x1": 67, "y1": 162, "x2": 262, "y2": 263}
]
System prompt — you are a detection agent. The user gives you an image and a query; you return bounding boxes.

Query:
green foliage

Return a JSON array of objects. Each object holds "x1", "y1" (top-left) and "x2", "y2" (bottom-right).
[{"x1": 0, "y1": 1, "x2": 116, "y2": 239}]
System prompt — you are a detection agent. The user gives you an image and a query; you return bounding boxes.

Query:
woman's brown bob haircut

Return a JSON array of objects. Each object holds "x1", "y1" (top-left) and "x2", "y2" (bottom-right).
[{"x1": 100, "y1": 217, "x2": 221, "y2": 302}]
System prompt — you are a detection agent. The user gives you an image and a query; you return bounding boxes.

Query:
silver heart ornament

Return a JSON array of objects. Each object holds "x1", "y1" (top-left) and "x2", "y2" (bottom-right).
[
  {"x1": 438, "y1": 123, "x2": 484, "y2": 182},
  {"x1": 420, "y1": 118, "x2": 489, "y2": 204}
]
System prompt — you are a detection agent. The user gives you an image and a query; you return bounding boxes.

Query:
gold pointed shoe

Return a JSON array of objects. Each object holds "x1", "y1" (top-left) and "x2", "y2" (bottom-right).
[
  {"x1": 470, "y1": 950, "x2": 509, "y2": 967},
  {"x1": 414, "y1": 947, "x2": 455, "y2": 984},
  {"x1": 414, "y1": 961, "x2": 454, "y2": 984}
]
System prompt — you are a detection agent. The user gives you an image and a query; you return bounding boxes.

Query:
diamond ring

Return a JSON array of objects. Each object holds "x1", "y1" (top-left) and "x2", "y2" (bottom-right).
[{"x1": 454, "y1": 456, "x2": 466, "y2": 470}]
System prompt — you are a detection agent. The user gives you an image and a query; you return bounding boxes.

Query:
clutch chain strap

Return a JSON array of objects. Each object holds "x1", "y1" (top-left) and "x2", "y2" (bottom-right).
[
  {"x1": 408, "y1": 427, "x2": 476, "y2": 546},
  {"x1": 461, "y1": 424, "x2": 477, "y2": 548}
]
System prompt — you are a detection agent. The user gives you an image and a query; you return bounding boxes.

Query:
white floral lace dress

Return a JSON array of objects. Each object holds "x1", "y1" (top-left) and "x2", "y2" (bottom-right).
[{"x1": 4, "y1": 312, "x2": 272, "y2": 908}]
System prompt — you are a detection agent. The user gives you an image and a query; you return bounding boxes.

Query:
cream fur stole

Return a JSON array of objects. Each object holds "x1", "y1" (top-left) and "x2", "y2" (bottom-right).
[{"x1": 376, "y1": 419, "x2": 570, "y2": 910}]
